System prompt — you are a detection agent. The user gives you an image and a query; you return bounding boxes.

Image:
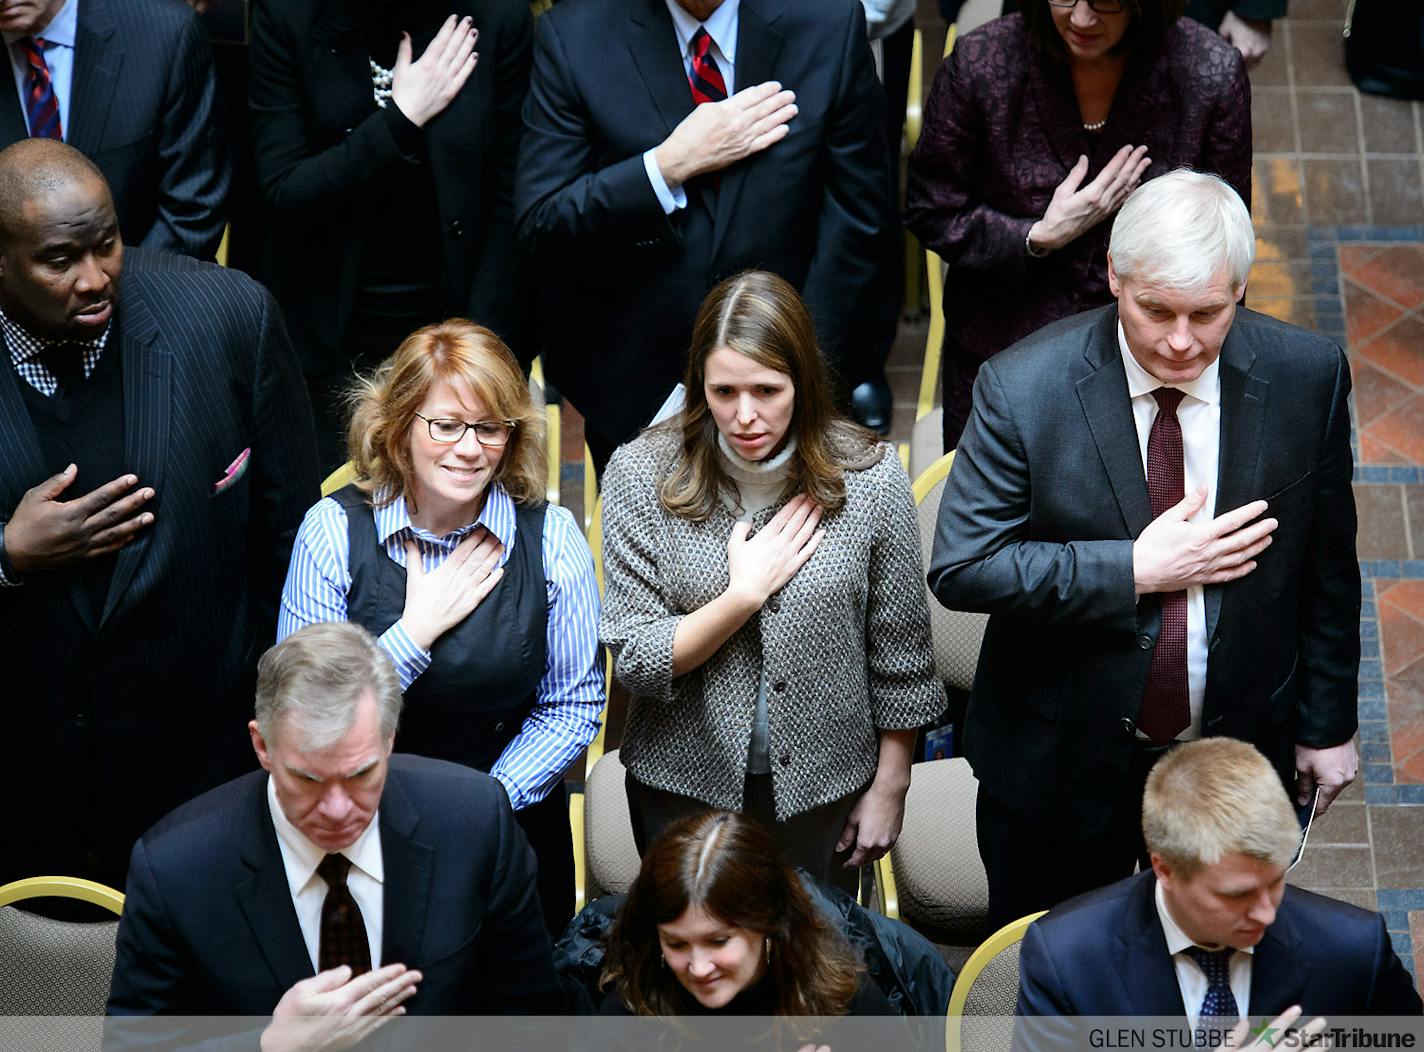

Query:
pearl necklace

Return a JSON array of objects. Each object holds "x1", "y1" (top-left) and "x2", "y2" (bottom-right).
[
  {"x1": 1083, "y1": 118, "x2": 1107, "y2": 132},
  {"x1": 369, "y1": 57, "x2": 394, "y2": 109}
]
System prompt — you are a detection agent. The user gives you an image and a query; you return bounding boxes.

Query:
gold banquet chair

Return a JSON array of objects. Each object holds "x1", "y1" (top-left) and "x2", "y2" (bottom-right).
[
  {"x1": 947, "y1": 911, "x2": 1046, "y2": 1052},
  {"x1": 0, "y1": 875, "x2": 125, "y2": 1050},
  {"x1": 874, "y1": 451, "x2": 991, "y2": 942}
]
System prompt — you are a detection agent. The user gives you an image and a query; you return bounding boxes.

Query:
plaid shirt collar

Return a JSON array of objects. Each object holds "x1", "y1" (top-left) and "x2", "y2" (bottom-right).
[{"x1": 1, "y1": 303, "x2": 113, "y2": 396}]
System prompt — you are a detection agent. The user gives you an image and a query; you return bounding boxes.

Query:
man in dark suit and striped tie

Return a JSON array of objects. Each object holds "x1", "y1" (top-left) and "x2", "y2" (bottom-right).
[{"x1": 0, "y1": 138, "x2": 319, "y2": 893}]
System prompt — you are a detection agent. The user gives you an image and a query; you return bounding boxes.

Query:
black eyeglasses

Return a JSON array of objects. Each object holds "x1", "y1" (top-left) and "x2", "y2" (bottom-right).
[
  {"x1": 1046, "y1": 0, "x2": 1126, "y2": 12},
  {"x1": 414, "y1": 412, "x2": 517, "y2": 447}
]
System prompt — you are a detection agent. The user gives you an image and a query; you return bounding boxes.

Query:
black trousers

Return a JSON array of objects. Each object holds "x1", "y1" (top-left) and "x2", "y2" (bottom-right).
[
  {"x1": 975, "y1": 743, "x2": 1172, "y2": 930},
  {"x1": 514, "y1": 783, "x2": 575, "y2": 943}
]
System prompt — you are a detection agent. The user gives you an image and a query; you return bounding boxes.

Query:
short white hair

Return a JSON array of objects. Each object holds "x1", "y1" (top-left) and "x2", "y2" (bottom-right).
[{"x1": 1109, "y1": 169, "x2": 1255, "y2": 292}]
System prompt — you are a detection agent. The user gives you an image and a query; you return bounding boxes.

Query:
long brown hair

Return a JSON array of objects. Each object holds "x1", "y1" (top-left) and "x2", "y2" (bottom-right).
[
  {"x1": 659, "y1": 271, "x2": 878, "y2": 522},
  {"x1": 345, "y1": 319, "x2": 546, "y2": 512},
  {"x1": 601, "y1": 811, "x2": 861, "y2": 1030}
]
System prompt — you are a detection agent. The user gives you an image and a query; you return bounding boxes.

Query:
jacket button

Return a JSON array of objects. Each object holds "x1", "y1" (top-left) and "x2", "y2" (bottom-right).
[
  {"x1": 494, "y1": 720, "x2": 505, "y2": 733},
  {"x1": 450, "y1": 219, "x2": 464, "y2": 238},
  {"x1": 766, "y1": 595, "x2": 780, "y2": 613},
  {"x1": 1120, "y1": 717, "x2": 1136, "y2": 736},
  {"x1": 773, "y1": 681, "x2": 787, "y2": 693},
  {"x1": 1138, "y1": 634, "x2": 1154, "y2": 650},
  {"x1": 779, "y1": 752, "x2": 791, "y2": 767},
  {"x1": 343, "y1": 126, "x2": 354, "y2": 136}
]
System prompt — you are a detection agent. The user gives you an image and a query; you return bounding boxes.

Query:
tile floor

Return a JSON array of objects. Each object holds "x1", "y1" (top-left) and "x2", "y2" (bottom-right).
[{"x1": 559, "y1": 0, "x2": 1424, "y2": 990}]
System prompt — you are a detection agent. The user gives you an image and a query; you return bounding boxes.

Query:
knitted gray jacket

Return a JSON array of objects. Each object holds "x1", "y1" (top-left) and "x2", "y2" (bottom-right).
[{"x1": 598, "y1": 428, "x2": 947, "y2": 820}]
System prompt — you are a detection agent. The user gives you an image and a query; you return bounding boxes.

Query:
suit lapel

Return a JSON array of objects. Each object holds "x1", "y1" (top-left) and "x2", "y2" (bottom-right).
[
  {"x1": 626, "y1": 0, "x2": 696, "y2": 142},
  {"x1": 67, "y1": 0, "x2": 121, "y2": 156},
  {"x1": 708, "y1": 0, "x2": 784, "y2": 262},
  {"x1": 1114, "y1": 875, "x2": 1190, "y2": 1016},
  {"x1": 1025, "y1": 49, "x2": 1087, "y2": 176},
  {"x1": 1205, "y1": 332, "x2": 1266, "y2": 645},
  {"x1": 1076, "y1": 309, "x2": 1152, "y2": 537},
  {"x1": 99, "y1": 291, "x2": 168, "y2": 629},
  {"x1": 235, "y1": 780, "x2": 316, "y2": 994},
  {"x1": 378, "y1": 769, "x2": 435, "y2": 968},
  {"x1": 0, "y1": 46, "x2": 27, "y2": 144},
  {"x1": 1247, "y1": 897, "x2": 1307, "y2": 1015}
]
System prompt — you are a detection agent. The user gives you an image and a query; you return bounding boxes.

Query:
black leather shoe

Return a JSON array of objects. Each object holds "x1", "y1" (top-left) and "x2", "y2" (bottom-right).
[{"x1": 850, "y1": 374, "x2": 893, "y2": 435}]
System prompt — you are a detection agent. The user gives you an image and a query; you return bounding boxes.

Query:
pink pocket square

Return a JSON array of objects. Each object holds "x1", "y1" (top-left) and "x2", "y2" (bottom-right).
[{"x1": 213, "y1": 447, "x2": 250, "y2": 495}]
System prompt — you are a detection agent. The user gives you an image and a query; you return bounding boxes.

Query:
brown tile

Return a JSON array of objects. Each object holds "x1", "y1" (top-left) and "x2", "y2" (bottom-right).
[
  {"x1": 1252, "y1": 88, "x2": 1297, "y2": 154},
  {"x1": 1411, "y1": 911, "x2": 1424, "y2": 986},
  {"x1": 1405, "y1": 486, "x2": 1424, "y2": 560},
  {"x1": 1287, "y1": 0, "x2": 1350, "y2": 17},
  {"x1": 1385, "y1": 578, "x2": 1424, "y2": 622},
  {"x1": 1307, "y1": 801, "x2": 1369, "y2": 845},
  {"x1": 1352, "y1": 246, "x2": 1424, "y2": 312},
  {"x1": 1344, "y1": 278, "x2": 1405, "y2": 346},
  {"x1": 1357, "y1": 482, "x2": 1411, "y2": 559},
  {"x1": 1381, "y1": 588, "x2": 1424, "y2": 668},
  {"x1": 1304, "y1": 158, "x2": 1369, "y2": 224},
  {"x1": 1248, "y1": 260, "x2": 1312, "y2": 299},
  {"x1": 1360, "y1": 93, "x2": 1421, "y2": 155},
  {"x1": 1255, "y1": 158, "x2": 1305, "y2": 224},
  {"x1": 1287, "y1": 844, "x2": 1374, "y2": 889},
  {"x1": 1361, "y1": 434, "x2": 1411, "y2": 464},
  {"x1": 1357, "y1": 315, "x2": 1424, "y2": 388},
  {"x1": 1352, "y1": 359, "x2": 1414, "y2": 426},
  {"x1": 1336, "y1": 776, "x2": 1366, "y2": 804},
  {"x1": 1248, "y1": 296, "x2": 1317, "y2": 329},
  {"x1": 1370, "y1": 394, "x2": 1424, "y2": 461},
  {"x1": 1339, "y1": 244, "x2": 1384, "y2": 276},
  {"x1": 1385, "y1": 681, "x2": 1424, "y2": 781},
  {"x1": 1289, "y1": 23, "x2": 1353, "y2": 88},
  {"x1": 1255, "y1": 225, "x2": 1310, "y2": 261},
  {"x1": 1297, "y1": 90, "x2": 1361, "y2": 154},
  {"x1": 887, "y1": 364, "x2": 921, "y2": 405},
  {"x1": 1399, "y1": 749, "x2": 1424, "y2": 783},
  {"x1": 1368, "y1": 159, "x2": 1424, "y2": 226},
  {"x1": 1369, "y1": 806, "x2": 1424, "y2": 887},
  {"x1": 1248, "y1": 27, "x2": 1291, "y2": 87}
]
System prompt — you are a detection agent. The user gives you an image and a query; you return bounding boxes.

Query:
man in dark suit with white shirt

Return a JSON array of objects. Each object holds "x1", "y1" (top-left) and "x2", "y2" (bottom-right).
[
  {"x1": 0, "y1": 139, "x2": 317, "y2": 891},
  {"x1": 515, "y1": 0, "x2": 893, "y2": 472},
  {"x1": 107, "y1": 622, "x2": 564, "y2": 1025},
  {"x1": 929, "y1": 170, "x2": 1360, "y2": 928},
  {"x1": 0, "y1": 0, "x2": 228, "y2": 258},
  {"x1": 1015, "y1": 738, "x2": 1421, "y2": 1048}
]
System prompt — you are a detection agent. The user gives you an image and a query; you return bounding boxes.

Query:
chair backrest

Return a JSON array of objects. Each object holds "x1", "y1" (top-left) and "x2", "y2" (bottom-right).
[
  {"x1": 946, "y1": 911, "x2": 1046, "y2": 1052},
  {"x1": 320, "y1": 460, "x2": 357, "y2": 497},
  {"x1": 912, "y1": 452, "x2": 988, "y2": 693},
  {"x1": 0, "y1": 876, "x2": 124, "y2": 1024},
  {"x1": 583, "y1": 750, "x2": 641, "y2": 901},
  {"x1": 886, "y1": 757, "x2": 990, "y2": 943}
]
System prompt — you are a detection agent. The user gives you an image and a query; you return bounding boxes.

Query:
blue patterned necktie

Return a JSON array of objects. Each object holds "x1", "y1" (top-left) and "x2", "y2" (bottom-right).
[{"x1": 1186, "y1": 946, "x2": 1239, "y2": 1039}]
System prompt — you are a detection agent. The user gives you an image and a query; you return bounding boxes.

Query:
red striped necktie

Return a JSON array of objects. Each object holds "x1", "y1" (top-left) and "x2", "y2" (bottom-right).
[
  {"x1": 17, "y1": 37, "x2": 62, "y2": 141},
  {"x1": 688, "y1": 27, "x2": 727, "y2": 104}
]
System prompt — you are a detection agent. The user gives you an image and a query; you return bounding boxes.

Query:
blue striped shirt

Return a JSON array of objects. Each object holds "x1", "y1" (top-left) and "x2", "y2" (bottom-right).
[{"x1": 277, "y1": 485, "x2": 603, "y2": 810}]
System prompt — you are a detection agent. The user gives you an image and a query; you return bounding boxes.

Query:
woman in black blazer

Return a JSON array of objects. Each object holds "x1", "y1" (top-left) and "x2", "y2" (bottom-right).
[{"x1": 249, "y1": 0, "x2": 532, "y2": 470}]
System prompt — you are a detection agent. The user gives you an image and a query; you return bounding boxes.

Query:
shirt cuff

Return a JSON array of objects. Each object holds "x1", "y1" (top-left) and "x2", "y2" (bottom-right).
[
  {"x1": 378, "y1": 620, "x2": 433, "y2": 692},
  {"x1": 643, "y1": 148, "x2": 686, "y2": 214}
]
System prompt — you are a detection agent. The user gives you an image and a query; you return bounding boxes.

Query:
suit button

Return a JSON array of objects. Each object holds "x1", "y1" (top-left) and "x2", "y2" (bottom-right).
[
  {"x1": 1120, "y1": 717, "x2": 1136, "y2": 736},
  {"x1": 343, "y1": 126, "x2": 354, "y2": 136},
  {"x1": 72, "y1": 713, "x2": 88, "y2": 728},
  {"x1": 766, "y1": 595, "x2": 780, "y2": 613},
  {"x1": 1138, "y1": 634, "x2": 1153, "y2": 651},
  {"x1": 772, "y1": 681, "x2": 787, "y2": 694},
  {"x1": 494, "y1": 720, "x2": 506, "y2": 733},
  {"x1": 450, "y1": 219, "x2": 464, "y2": 238},
  {"x1": 779, "y1": 752, "x2": 791, "y2": 767}
]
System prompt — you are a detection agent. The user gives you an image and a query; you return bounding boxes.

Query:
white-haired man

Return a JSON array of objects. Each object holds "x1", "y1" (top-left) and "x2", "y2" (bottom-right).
[
  {"x1": 107, "y1": 622, "x2": 564, "y2": 1032},
  {"x1": 1016, "y1": 739, "x2": 1420, "y2": 1038},
  {"x1": 929, "y1": 169, "x2": 1360, "y2": 928}
]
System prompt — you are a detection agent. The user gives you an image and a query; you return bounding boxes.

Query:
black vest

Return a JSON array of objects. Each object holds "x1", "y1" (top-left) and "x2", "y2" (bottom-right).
[{"x1": 333, "y1": 485, "x2": 548, "y2": 771}]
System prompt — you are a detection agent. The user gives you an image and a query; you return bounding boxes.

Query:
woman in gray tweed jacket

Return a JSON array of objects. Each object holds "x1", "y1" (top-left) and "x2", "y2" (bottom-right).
[{"x1": 599, "y1": 271, "x2": 946, "y2": 888}]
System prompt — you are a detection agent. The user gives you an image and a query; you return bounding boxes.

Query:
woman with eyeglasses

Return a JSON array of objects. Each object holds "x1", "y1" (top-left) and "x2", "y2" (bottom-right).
[
  {"x1": 277, "y1": 319, "x2": 602, "y2": 939},
  {"x1": 904, "y1": 0, "x2": 1251, "y2": 452}
]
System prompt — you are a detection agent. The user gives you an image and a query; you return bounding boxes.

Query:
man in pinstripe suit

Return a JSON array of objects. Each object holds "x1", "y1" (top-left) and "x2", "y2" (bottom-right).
[{"x1": 0, "y1": 139, "x2": 319, "y2": 892}]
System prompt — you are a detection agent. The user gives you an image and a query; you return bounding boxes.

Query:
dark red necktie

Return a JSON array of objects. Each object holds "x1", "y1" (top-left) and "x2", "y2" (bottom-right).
[
  {"x1": 1138, "y1": 387, "x2": 1190, "y2": 744},
  {"x1": 317, "y1": 853, "x2": 371, "y2": 976},
  {"x1": 688, "y1": 28, "x2": 727, "y2": 104},
  {"x1": 17, "y1": 37, "x2": 62, "y2": 141}
]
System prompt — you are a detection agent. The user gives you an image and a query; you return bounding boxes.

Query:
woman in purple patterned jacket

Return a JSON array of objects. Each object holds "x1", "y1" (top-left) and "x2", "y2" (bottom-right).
[{"x1": 904, "y1": 0, "x2": 1251, "y2": 451}]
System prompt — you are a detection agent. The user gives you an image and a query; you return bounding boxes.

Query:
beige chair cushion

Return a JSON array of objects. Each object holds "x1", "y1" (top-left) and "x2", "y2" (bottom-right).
[
  {"x1": 957, "y1": 938, "x2": 1025, "y2": 1052},
  {"x1": 0, "y1": 908, "x2": 117, "y2": 1014},
  {"x1": 891, "y1": 757, "x2": 990, "y2": 942},
  {"x1": 584, "y1": 750, "x2": 641, "y2": 900},
  {"x1": 916, "y1": 474, "x2": 988, "y2": 692}
]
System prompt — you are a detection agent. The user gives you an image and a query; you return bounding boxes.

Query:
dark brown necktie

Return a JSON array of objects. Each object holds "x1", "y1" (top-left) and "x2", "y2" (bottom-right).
[
  {"x1": 38, "y1": 342, "x2": 85, "y2": 396},
  {"x1": 1138, "y1": 387, "x2": 1190, "y2": 744},
  {"x1": 317, "y1": 853, "x2": 371, "y2": 975}
]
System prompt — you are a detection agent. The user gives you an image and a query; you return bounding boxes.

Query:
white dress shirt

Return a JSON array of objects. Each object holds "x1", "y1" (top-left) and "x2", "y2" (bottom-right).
[
  {"x1": 642, "y1": 0, "x2": 741, "y2": 213},
  {"x1": 1155, "y1": 879, "x2": 1253, "y2": 1030},
  {"x1": 3, "y1": 0, "x2": 77, "y2": 138},
  {"x1": 1120, "y1": 323, "x2": 1221, "y2": 741},
  {"x1": 267, "y1": 776, "x2": 385, "y2": 972}
]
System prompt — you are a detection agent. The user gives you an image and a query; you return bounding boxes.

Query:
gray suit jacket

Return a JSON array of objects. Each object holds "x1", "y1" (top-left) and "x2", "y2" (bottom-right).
[
  {"x1": 928, "y1": 306, "x2": 1359, "y2": 835},
  {"x1": 0, "y1": 0, "x2": 229, "y2": 258}
]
